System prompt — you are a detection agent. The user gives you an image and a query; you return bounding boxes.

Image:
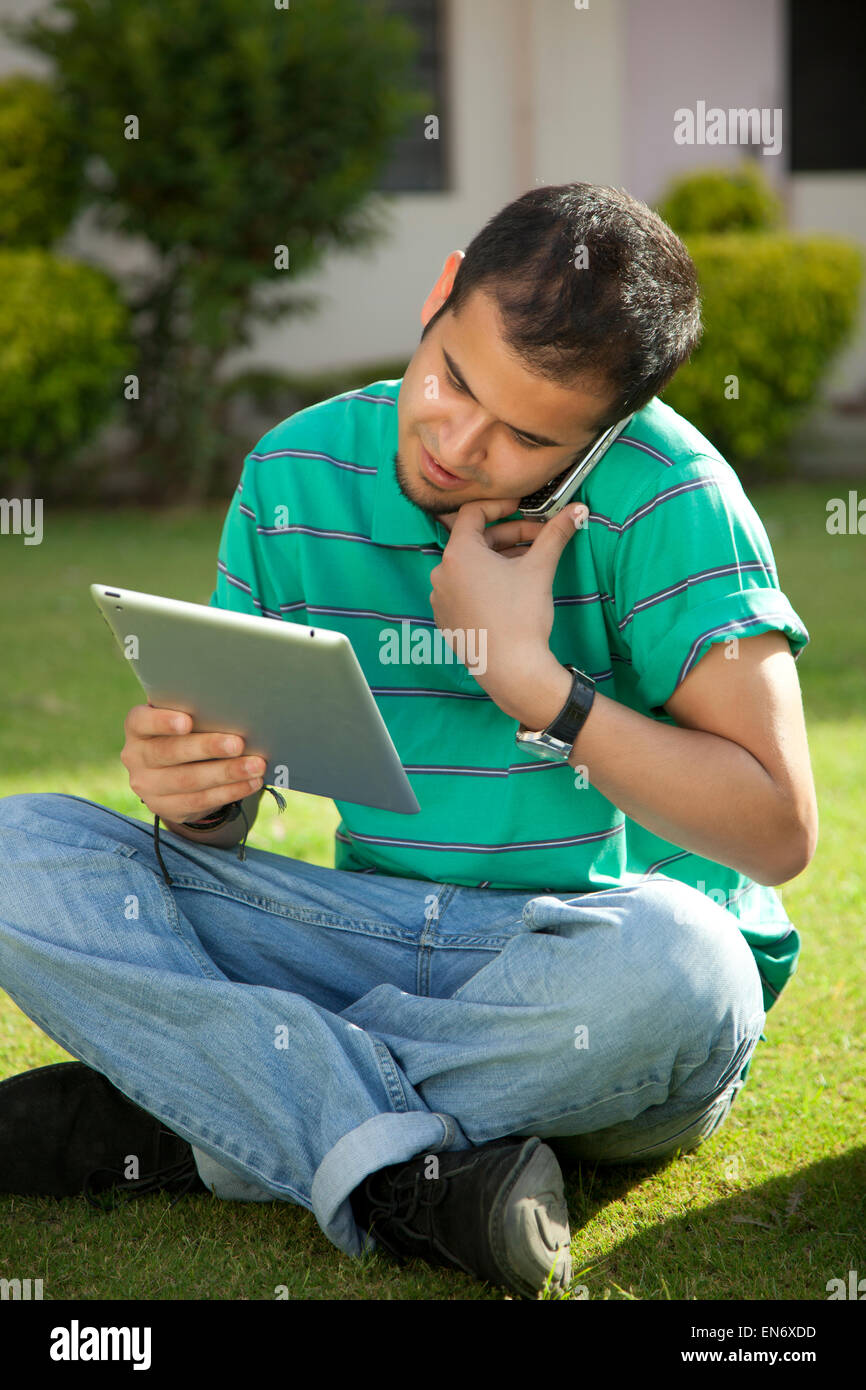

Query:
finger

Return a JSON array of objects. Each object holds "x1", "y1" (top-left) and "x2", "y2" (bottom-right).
[
  {"x1": 520, "y1": 501, "x2": 590, "y2": 578},
  {"x1": 136, "y1": 757, "x2": 265, "y2": 814},
  {"x1": 126, "y1": 704, "x2": 192, "y2": 738},
  {"x1": 483, "y1": 519, "x2": 546, "y2": 551},
  {"x1": 496, "y1": 545, "x2": 535, "y2": 558},
  {"x1": 153, "y1": 777, "x2": 266, "y2": 825},
  {"x1": 450, "y1": 496, "x2": 522, "y2": 541},
  {"x1": 140, "y1": 731, "x2": 248, "y2": 770},
  {"x1": 149, "y1": 755, "x2": 265, "y2": 800}
]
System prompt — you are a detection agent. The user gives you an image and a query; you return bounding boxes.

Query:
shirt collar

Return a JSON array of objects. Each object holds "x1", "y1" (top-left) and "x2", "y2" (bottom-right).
[{"x1": 371, "y1": 378, "x2": 453, "y2": 549}]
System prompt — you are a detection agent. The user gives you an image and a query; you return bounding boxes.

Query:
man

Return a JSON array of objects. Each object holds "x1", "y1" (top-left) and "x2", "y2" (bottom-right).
[{"x1": 0, "y1": 184, "x2": 817, "y2": 1300}]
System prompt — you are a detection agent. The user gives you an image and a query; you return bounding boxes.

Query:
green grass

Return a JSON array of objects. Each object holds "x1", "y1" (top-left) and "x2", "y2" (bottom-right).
[{"x1": 0, "y1": 483, "x2": 864, "y2": 1300}]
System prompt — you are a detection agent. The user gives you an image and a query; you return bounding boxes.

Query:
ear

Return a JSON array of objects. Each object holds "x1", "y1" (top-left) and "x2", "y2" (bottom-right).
[{"x1": 420, "y1": 250, "x2": 465, "y2": 329}]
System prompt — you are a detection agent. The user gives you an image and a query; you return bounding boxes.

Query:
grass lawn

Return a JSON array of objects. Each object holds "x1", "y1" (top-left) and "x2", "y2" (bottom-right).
[{"x1": 0, "y1": 480, "x2": 863, "y2": 1301}]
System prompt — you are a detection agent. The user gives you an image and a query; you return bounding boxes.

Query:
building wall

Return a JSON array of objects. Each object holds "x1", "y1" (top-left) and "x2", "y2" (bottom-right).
[
  {"x1": 622, "y1": 0, "x2": 865, "y2": 396},
  {"x1": 623, "y1": 0, "x2": 785, "y2": 202},
  {"x1": 218, "y1": 0, "x2": 629, "y2": 379},
  {"x1": 789, "y1": 176, "x2": 866, "y2": 396}
]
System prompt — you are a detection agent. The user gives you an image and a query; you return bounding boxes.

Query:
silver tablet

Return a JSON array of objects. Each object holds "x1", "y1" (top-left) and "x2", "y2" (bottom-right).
[{"x1": 90, "y1": 583, "x2": 420, "y2": 815}]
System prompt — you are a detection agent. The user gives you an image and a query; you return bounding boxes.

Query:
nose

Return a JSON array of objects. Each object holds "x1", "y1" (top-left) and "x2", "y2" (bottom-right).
[{"x1": 439, "y1": 407, "x2": 490, "y2": 471}]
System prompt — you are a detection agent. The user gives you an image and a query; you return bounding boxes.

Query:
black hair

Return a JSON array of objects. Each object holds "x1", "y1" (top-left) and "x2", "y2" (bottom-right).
[{"x1": 422, "y1": 182, "x2": 703, "y2": 436}]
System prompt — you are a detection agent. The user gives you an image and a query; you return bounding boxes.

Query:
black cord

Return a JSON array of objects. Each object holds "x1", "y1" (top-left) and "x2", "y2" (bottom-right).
[
  {"x1": 235, "y1": 800, "x2": 251, "y2": 861},
  {"x1": 152, "y1": 787, "x2": 287, "y2": 886},
  {"x1": 153, "y1": 813, "x2": 173, "y2": 886}
]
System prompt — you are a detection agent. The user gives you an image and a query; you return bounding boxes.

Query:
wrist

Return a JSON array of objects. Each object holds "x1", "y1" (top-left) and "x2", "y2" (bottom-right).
[
  {"x1": 513, "y1": 660, "x2": 598, "y2": 765},
  {"x1": 182, "y1": 801, "x2": 243, "y2": 831},
  {"x1": 506, "y1": 654, "x2": 574, "y2": 730},
  {"x1": 164, "y1": 806, "x2": 247, "y2": 849}
]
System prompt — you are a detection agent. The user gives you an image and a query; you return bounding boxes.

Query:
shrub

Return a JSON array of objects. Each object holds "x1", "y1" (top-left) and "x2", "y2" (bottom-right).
[
  {"x1": 656, "y1": 161, "x2": 785, "y2": 236},
  {"x1": 660, "y1": 232, "x2": 863, "y2": 474},
  {"x1": 2, "y1": 0, "x2": 425, "y2": 501},
  {"x1": 0, "y1": 250, "x2": 132, "y2": 493},
  {"x1": 0, "y1": 74, "x2": 86, "y2": 247}
]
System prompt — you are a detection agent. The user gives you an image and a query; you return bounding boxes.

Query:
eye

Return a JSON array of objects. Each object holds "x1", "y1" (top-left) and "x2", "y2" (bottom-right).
[{"x1": 445, "y1": 369, "x2": 544, "y2": 450}]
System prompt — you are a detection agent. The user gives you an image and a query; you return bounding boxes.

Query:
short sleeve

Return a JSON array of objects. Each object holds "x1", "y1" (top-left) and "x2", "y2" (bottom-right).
[
  {"x1": 208, "y1": 452, "x2": 305, "y2": 623},
  {"x1": 612, "y1": 461, "x2": 810, "y2": 713}
]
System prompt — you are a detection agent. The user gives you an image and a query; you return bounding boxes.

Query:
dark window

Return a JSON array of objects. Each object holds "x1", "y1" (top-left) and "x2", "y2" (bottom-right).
[
  {"x1": 377, "y1": 0, "x2": 450, "y2": 192},
  {"x1": 788, "y1": 0, "x2": 866, "y2": 171}
]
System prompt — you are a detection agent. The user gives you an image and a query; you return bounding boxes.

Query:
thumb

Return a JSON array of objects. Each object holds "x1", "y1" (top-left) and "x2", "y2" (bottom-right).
[{"x1": 531, "y1": 500, "x2": 589, "y2": 572}]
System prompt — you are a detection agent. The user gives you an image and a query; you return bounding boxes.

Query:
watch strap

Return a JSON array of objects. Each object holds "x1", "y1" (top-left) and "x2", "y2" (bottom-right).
[
  {"x1": 516, "y1": 663, "x2": 596, "y2": 758},
  {"x1": 546, "y1": 663, "x2": 596, "y2": 744}
]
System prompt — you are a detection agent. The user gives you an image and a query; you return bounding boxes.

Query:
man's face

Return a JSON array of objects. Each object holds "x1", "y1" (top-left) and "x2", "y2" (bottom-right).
[{"x1": 395, "y1": 251, "x2": 616, "y2": 526}]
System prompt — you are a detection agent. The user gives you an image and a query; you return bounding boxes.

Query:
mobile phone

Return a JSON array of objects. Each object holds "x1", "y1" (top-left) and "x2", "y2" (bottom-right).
[{"x1": 517, "y1": 413, "x2": 635, "y2": 520}]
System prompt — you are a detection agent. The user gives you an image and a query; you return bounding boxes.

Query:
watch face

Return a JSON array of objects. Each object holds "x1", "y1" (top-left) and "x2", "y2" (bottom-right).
[
  {"x1": 537, "y1": 741, "x2": 571, "y2": 762},
  {"x1": 518, "y1": 734, "x2": 571, "y2": 762}
]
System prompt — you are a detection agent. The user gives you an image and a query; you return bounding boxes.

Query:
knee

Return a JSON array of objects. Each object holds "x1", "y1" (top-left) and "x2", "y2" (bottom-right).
[
  {"x1": 633, "y1": 879, "x2": 765, "y2": 1040},
  {"x1": 0, "y1": 793, "x2": 130, "y2": 852},
  {"x1": 0, "y1": 792, "x2": 62, "y2": 828},
  {"x1": 0, "y1": 792, "x2": 83, "y2": 832},
  {"x1": 527, "y1": 877, "x2": 764, "y2": 1058}
]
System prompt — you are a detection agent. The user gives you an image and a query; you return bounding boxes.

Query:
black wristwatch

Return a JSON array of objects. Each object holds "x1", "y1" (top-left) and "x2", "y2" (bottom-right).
[{"x1": 514, "y1": 664, "x2": 596, "y2": 762}]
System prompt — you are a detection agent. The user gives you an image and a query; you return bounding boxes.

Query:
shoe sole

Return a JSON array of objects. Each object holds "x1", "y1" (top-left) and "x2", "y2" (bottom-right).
[{"x1": 491, "y1": 1139, "x2": 573, "y2": 1299}]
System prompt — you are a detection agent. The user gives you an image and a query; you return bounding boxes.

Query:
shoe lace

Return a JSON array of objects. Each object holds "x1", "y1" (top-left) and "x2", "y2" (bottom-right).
[
  {"x1": 366, "y1": 1165, "x2": 448, "y2": 1236},
  {"x1": 83, "y1": 1145, "x2": 203, "y2": 1212}
]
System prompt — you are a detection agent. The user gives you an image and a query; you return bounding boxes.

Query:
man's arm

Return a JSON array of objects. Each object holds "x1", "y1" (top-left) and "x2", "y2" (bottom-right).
[
  {"x1": 514, "y1": 631, "x2": 818, "y2": 887},
  {"x1": 429, "y1": 495, "x2": 816, "y2": 886}
]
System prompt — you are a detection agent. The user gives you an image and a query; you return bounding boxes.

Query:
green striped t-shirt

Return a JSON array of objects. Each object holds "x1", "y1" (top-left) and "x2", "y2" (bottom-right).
[{"x1": 209, "y1": 379, "x2": 808, "y2": 1012}]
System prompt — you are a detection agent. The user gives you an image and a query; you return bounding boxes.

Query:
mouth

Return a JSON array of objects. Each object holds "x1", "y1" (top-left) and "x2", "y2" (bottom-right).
[{"x1": 419, "y1": 440, "x2": 469, "y2": 489}]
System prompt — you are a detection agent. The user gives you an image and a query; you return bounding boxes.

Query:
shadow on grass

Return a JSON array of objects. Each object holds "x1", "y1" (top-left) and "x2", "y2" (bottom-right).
[{"x1": 554, "y1": 1144, "x2": 866, "y2": 1301}]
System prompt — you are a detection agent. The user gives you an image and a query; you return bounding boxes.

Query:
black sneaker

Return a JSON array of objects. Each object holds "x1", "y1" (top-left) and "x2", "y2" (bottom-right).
[
  {"x1": 351, "y1": 1135, "x2": 572, "y2": 1299},
  {"x1": 0, "y1": 1061, "x2": 209, "y2": 1209}
]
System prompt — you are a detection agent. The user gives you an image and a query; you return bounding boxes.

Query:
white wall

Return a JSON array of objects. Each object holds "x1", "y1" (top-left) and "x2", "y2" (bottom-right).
[
  {"x1": 622, "y1": 0, "x2": 785, "y2": 203},
  {"x1": 524, "y1": 0, "x2": 625, "y2": 191},
  {"x1": 789, "y1": 177, "x2": 866, "y2": 396},
  {"x1": 621, "y1": 0, "x2": 865, "y2": 398}
]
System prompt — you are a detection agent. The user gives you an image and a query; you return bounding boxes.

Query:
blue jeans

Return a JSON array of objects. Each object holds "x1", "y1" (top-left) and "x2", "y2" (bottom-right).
[{"x1": 0, "y1": 793, "x2": 765, "y2": 1259}]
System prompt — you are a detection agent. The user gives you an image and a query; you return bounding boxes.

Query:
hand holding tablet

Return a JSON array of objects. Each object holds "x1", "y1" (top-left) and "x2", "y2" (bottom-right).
[
  {"x1": 91, "y1": 584, "x2": 420, "y2": 815},
  {"x1": 120, "y1": 701, "x2": 267, "y2": 830}
]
